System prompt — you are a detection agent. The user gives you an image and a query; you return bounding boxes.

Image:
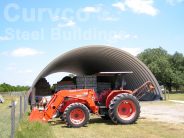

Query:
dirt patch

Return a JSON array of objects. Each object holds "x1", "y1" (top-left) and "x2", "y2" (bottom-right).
[{"x1": 140, "y1": 101, "x2": 184, "y2": 124}]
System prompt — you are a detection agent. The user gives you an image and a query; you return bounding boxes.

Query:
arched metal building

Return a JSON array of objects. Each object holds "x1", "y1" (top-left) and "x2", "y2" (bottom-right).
[{"x1": 31, "y1": 45, "x2": 162, "y2": 101}]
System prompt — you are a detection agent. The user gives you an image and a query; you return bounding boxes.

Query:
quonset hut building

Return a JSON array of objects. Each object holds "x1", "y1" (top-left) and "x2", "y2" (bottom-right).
[{"x1": 30, "y1": 45, "x2": 162, "y2": 102}]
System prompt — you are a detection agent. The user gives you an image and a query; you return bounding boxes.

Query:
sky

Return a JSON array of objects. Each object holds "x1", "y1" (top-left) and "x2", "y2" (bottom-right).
[{"x1": 0, "y1": 0, "x2": 184, "y2": 86}]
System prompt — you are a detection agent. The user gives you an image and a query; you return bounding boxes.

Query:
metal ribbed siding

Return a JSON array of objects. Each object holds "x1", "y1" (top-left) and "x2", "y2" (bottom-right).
[{"x1": 32, "y1": 45, "x2": 162, "y2": 100}]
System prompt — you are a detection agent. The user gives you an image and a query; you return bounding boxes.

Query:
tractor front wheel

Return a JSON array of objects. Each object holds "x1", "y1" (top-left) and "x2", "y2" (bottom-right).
[
  {"x1": 63, "y1": 103, "x2": 90, "y2": 128},
  {"x1": 109, "y1": 93, "x2": 140, "y2": 124}
]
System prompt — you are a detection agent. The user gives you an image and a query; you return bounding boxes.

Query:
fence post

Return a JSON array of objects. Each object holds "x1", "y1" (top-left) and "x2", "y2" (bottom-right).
[
  {"x1": 20, "y1": 96, "x2": 22, "y2": 120},
  {"x1": 11, "y1": 100, "x2": 15, "y2": 138},
  {"x1": 164, "y1": 87, "x2": 167, "y2": 100},
  {"x1": 24, "y1": 94, "x2": 27, "y2": 113},
  {"x1": 168, "y1": 90, "x2": 170, "y2": 100},
  {"x1": 31, "y1": 87, "x2": 36, "y2": 109}
]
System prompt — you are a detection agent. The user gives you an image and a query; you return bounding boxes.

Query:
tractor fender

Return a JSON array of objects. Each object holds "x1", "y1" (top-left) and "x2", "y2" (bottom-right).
[
  {"x1": 60, "y1": 97, "x2": 98, "y2": 114},
  {"x1": 60, "y1": 99, "x2": 87, "y2": 113},
  {"x1": 106, "y1": 90, "x2": 133, "y2": 108}
]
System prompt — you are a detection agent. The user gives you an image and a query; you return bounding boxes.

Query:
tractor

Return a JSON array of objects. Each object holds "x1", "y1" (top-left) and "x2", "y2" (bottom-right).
[{"x1": 29, "y1": 72, "x2": 155, "y2": 128}]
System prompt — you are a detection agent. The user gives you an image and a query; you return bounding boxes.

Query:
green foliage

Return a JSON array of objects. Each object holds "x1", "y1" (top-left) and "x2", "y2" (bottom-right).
[
  {"x1": 170, "y1": 52, "x2": 184, "y2": 90},
  {"x1": 15, "y1": 118, "x2": 55, "y2": 138},
  {"x1": 138, "y1": 47, "x2": 172, "y2": 84},
  {"x1": 138, "y1": 47, "x2": 184, "y2": 92},
  {"x1": 0, "y1": 83, "x2": 29, "y2": 92}
]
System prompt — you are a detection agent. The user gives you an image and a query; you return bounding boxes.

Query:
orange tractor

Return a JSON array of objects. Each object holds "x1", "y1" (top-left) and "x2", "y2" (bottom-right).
[{"x1": 30, "y1": 73, "x2": 154, "y2": 128}]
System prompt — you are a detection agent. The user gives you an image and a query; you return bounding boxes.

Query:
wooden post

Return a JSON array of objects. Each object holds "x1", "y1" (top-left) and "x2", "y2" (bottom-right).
[
  {"x1": 11, "y1": 100, "x2": 15, "y2": 138},
  {"x1": 31, "y1": 87, "x2": 36, "y2": 109},
  {"x1": 24, "y1": 94, "x2": 27, "y2": 113},
  {"x1": 168, "y1": 89, "x2": 170, "y2": 100},
  {"x1": 164, "y1": 87, "x2": 167, "y2": 101},
  {"x1": 19, "y1": 96, "x2": 22, "y2": 119}
]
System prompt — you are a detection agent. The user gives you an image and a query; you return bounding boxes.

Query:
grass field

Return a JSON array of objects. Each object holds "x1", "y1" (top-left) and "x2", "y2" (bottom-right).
[
  {"x1": 51, "y1": 115, "x2": 184, "y2": 138},
  {"x1": 13, "y1": 93, "x2": 184, "y2": 138},
  {"x1": 0, "y1": 95, "x2": 20, "y2": 138},
  {"x1": 14, "y1": 114, "x2": 184, "y2": 138},
  {"x1": 168, "y1": 93, "x2": 184, "y2": 101}
]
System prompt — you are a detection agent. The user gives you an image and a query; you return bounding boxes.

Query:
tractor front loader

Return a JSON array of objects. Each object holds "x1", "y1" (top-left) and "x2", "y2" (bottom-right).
[{"x1": 29, "y1": 80, "x2": 154, "y2": 128}]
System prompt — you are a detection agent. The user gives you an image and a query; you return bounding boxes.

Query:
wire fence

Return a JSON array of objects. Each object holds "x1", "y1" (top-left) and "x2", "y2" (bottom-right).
[{"x1": 0, "y1": 92, "x2": 29, "y2": 138}]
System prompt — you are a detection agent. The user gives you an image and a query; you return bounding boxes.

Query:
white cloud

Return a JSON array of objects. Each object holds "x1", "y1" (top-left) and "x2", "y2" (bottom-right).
[
  {"x1": 52, "y1": 16, "x2": 69, "y2": 22},
  {"x1": 52, "y1": 16, "x2": 76, "y2": 28},
  {"x1": 82, "y1": 6, "x2": 101, "y2": 13},
  {"x1": 121, "y1": 48, "x2": 142, "y2": 56},
  {"x1": 125, "y1": 0, "x2": 158, "y2": 16},
  {"x1": 112, "y1": 33, "x2": 138, "y2": 40},
  {"x1": 11, "y1": 48, "x2": 44, "y2": 57},
  {"x1": 166, "y1": 0, "x2": 184, "y2": 5},
  {"x1": 101, "y1": 16, "x2": 119, "y2": 21},
  {"x1": 66, "y1": 20, "x2": 76, "y2": 27},
  {"x1": 0, "y1": 36, "x2": 11, "y2": 41},
  {"x1": 18, "y1": 69, "x2": 33, "y2": 74},
  {"x1": 113, "y1": 34, "x2": 123, "y2": 40},
  {"x1": 58, "y1": 20, "x2": 76, "y2": 28},
  {"x1": 82, "y1": 5, "x2": 119, "y2": 22},
  {"x1": 112, "y1": 2, "x2": 126, "y2": 11},
  {"x1": 52, "y1": 16, "x2": 60, "y2": 22},
  {"x1": 112, "y1": 0, "x2": 158, "y2": 16}
]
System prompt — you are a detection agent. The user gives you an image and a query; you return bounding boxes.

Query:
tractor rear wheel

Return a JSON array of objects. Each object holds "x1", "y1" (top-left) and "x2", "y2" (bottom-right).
[
  {"x1": 63, "y1": 103, "x2": 90, "y2": 128},
  {"x1": 109, "y1": 93, "x2": 140, "y2": 124}
]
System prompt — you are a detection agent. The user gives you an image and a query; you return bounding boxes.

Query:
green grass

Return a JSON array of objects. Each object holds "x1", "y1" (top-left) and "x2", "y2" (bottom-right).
[
  {"x1": 15, "y1": 117, "x2": 55, "y2": 138},
  {"x1": 9, "y1": 95, "x2": 184, "y2": 138},
  {"x1": 51, "y1": 115, "x2": 184, "y2": 138},
  {"x1": 0, "y1": 95, "x2": 19, "y2": 138},
  {"x1": 168, "y1": 93, "x2": 184, "y2": 101}
]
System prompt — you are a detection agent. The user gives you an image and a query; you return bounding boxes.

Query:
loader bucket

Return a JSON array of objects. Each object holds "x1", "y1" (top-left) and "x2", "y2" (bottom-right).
[{"x1": 29, "y1": 107, "x2": 44, "y2": 122}]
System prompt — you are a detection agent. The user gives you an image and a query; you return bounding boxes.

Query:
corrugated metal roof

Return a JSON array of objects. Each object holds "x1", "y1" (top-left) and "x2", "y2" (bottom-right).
[{"x1": 32, "y1": 45, "x2": 162, "y2": 100}]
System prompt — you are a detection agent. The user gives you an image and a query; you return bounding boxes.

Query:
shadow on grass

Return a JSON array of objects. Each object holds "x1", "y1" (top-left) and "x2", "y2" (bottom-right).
[
  {"x1": 49, "y1": 116, "x2": 139, "y2": 128},
  {"x1": 49, "y1": 119, "x2": 65, "y2": 126},
  {"x1": 89, "y1": 117, "x2": 139, "y2": 126},
  {"x1": 139, "y1": 117, "x2": 147, "y2": 120},
  {"x1": 61, "y1": 125, "x2": 89, "y2": 128},
  {"x1": 89, "y1": 117, "x2": 114, "y2": 125}
]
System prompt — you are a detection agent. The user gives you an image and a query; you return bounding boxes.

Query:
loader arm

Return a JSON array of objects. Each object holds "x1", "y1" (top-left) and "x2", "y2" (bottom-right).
[
  {"x1": 132, "y1": 81, "x2": 155, "y2": 100},
  {"x1": 43, "y1": 92, "x2": 65, "y2": 121}
]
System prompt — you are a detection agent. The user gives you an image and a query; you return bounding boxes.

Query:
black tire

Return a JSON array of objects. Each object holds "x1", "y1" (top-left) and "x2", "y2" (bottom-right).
[
  {"x1": 108, "y1": 93, "x2": 140, "y2": 124},
  {"x1": 63, "y1": 103, "x2": 90, "y2": 128}
]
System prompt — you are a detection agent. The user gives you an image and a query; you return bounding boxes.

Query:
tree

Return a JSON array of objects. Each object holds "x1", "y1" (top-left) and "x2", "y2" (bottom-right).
[
  {"x1": 0, "y1": 86, "x2": 4, "y2": 92},
  {"x1": 138, "y1": 47, "x2": 173, "y2": 91},
  {"x1": 170, "y1": 52, "x2": 184, "y2": 91},
  {"x1": 138, "y1": 48, "x2": 184, "y2": 92},
  {"x1": 0, "y1": 83, "x2": 30, "y2": 92}
]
